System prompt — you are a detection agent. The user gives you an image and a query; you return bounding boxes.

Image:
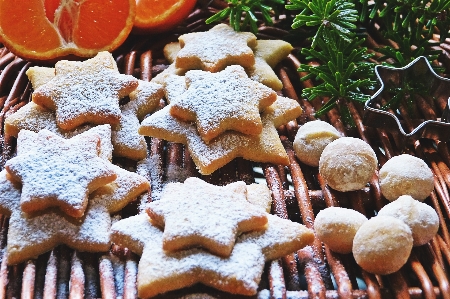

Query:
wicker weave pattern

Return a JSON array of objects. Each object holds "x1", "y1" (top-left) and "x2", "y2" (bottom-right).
[{"x1": 0, "y1": 2, "x2": 449, "y2": 298}]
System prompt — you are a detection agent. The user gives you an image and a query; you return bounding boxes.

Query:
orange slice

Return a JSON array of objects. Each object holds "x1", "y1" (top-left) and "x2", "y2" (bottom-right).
[
  {"x1": 0, "y1": 0, "x2": 136, "y2": 61},
  {"x1": 133, "y1": 0, "x2": 197, "y2": 34}
]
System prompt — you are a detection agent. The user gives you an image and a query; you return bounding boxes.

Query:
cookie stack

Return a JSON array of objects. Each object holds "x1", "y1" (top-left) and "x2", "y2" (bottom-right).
[
  {"x1": 111, "y1": 177, "x2": 315, "y2": 297},
  {"x1": 139, "y1": 24, "x2": 303, "y2": 174},
  {"x1": 0, "y1": 125, "x2": 149, "y2": 265},
  {"x1": 5, "y1": 51, "x2": 166, "y2": 161}
]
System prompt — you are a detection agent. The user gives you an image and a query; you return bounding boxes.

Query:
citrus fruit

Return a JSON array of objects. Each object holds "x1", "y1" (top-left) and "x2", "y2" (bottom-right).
[
  {"x1": 133, "y1": 0, "x2": 197, "y2": 34},
  {"x1": 0, "y1": 0, "x2": 136, "y2": 61}
]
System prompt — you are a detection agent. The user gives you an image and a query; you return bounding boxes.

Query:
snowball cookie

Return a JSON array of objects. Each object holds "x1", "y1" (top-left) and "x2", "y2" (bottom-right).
[
  {"x1": 353, "y1": 216, "x2": 413, "y2": 275},
  {"x1": 315, "y1": 207, "x2": 368, "y2": 254},
  {"x1": 378, "y1": 195, "x2": 439, "y2": 246},
  {"x1": 319, "y1": 137, "x2": 377, "y2": 192},
  {"x1": 379, "y1": 154, "x2": 434, "y2": 201},
  {"x1": 293, "y1": 120, "x2": 341, "y2": 167}
]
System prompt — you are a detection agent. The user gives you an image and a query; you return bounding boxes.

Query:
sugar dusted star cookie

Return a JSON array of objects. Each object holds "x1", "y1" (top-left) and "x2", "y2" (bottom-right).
[
  {"x1": 111, "y1": 211, "x2": 314, "y2": 298},
  {"x1": 31, "y1": 51, "x2": 138, "y2": 130},
  {"x1": 5, "y1": 129, "x2": 117, "y2": 218},
  {"x1": 170, "y1": 65, "x2": 277, "y2": 142},
  {"x1": 112, "y1": 80, "x2": 164, "y2": 160},
  {"x1": 139, "y1": 96, "x2": 302, "y2": 175},
  {"x1": 175, "y1": 24, "x2": 257, "y2": 72},
  {"x1": 246, "y1": 40, "x2": 293, "y2": 91},
  {"x1": 147, "y1": 177, "x2": 268, "y2": 256},
  {"x1": 0, "y1": 164, "x2": 149, "y2": 265}
]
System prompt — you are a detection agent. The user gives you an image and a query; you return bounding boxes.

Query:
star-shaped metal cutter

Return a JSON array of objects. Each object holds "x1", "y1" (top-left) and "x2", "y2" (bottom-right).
[{"x1": 364, "y1": 56, "x2": 450, "y2": 142}]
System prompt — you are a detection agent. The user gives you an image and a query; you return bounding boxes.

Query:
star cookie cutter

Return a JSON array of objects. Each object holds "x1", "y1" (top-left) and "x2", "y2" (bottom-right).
[{"x1": 363, "y1": 56, "x2": 450, "y2": 142}]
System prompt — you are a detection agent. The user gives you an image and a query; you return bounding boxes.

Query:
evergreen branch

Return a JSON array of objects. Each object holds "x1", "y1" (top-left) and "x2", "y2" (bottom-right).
[{"x1": 205, "y1": 0, "x2": 285, "y2": 33}]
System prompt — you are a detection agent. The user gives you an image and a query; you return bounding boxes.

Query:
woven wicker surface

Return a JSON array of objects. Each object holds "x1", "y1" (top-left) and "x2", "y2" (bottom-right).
[{"x1": 0, "y1": 1, "x2": 449, "y2": 298}]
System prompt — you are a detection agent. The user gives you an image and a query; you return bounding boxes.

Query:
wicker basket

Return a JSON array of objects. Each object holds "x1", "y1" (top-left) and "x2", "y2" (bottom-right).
[{"x1": 0, "y1": 1, "x2": 449, "y2": 298}]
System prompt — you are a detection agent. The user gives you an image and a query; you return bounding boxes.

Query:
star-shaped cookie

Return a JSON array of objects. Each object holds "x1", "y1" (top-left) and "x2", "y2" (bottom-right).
[
  {"x1": 31, "y1": 51, "x2": 139, "y2": 130},
  {"x1": 0, "y1": 164, "x2": 149, "y2": 265},
  {"x1": 169, "y1": 65, "x2": 277, "y2": 142},
  {"x1": 111, "y1": 212, "x2": 314, "y2": 298},
  {"x1": 5, "y1": 129, "x2": 117, "y2": 217},
  {"x1": 175, "y1": 24, "x2": 257, "y2": 72},
  {"x1": 160, "y1": 39, "x2": 293, "y2": 91},
  {"x1": 147, "y1": 177, "x2": 268, "y2": 256},
  {"x1": 112, "y1": 80, "x2": 164, "y2": 160},
  {"x1": 139, "y1": 96, "x2": 302, "y2": 175},
  {"x1": 246, "y1": 40, "x2": 293, "y2": 91}
]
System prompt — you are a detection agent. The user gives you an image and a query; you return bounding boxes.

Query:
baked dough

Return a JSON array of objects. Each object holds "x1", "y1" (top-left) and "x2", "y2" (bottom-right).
[
  {"x1": 379, "y1": 154, "x2": 434, "y2": 201},
  {"x1": 319, "y1": 137, "x2": 377, "y2": 192},
  {"x1": 314, "y1": 207, "x2": 367, "y2": 254},
  {"x1": 378, "y1": 195, "x2": 439, "y2": 246},
  {"x1": 293, "y1": 120, "x2": 340, "y2": 167},
  {"x1": 353, "y1": 216, "x2": 413, "y2": 275}
]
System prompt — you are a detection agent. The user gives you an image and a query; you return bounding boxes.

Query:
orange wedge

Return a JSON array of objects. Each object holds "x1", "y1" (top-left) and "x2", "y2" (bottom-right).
[
  {"x1": 133, "y1": 0, "x2": 197, "y2": 34},
  {"x1": 0, "y1": 0, "x2": 136, "y2": 61}
]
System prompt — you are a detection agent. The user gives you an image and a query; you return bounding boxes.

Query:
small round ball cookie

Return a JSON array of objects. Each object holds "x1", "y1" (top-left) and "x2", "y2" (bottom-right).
[
  {"x1": 379, "y1": 154, "x2": 434, "y2": 201},
  {"x1": 353, "y1": 216, "x2": 413, "y2": 275},
  {"x1": 319, "y1": 137, "x2": 378, "y2": 192},
  {"x1": 315, "y1": 207, "x2": 367, "y2": 254},
  {"x1": 293, "y1": 120, "x2": 341, "y2": 167},
  {"x1": 378, "y1": 195, "x2": 439, "y2": 246}
]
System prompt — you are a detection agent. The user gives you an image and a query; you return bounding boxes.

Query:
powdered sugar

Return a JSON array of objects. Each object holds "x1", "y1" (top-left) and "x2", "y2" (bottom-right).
[
  {"x1": 147, "y1": 177, "x2": 268, "y2": 256},
  {"x1": 176, "y1": 24, "x2": 257, "y2": 72},
  {"x1": 6, "y1": 129, "x2": 117, "y2": 217},
  {"x1": 32, "y1": 52, "x2": 138, "y2": 131}
]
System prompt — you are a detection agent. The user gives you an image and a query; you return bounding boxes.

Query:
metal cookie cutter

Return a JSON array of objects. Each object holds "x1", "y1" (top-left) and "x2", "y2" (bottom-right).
[{"x1": 363, "y1": 56, "x2": 450, "y2": 143}]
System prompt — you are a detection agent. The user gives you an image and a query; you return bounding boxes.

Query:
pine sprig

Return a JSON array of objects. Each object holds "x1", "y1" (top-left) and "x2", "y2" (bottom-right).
[
  {"x1": 299, "y1": 37, "x2": 376, "y2": 116},
  {"x1": 205, "y1": 0, "x2": 285, "y2": 33},
  {"x1": 369, "y1": 0, "x2": 450, "y2": 69},
  {"x1": 286, "y1": 0, "x2": 359, "y2": 48},
  {"x1": 287, "y1": 0, "x2": 376, "y2": 117}
]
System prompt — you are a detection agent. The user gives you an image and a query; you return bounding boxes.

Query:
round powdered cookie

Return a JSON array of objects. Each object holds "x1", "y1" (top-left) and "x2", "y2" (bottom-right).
[
  {"x1": 378, "y1": 195, "x2": 439, "y2": 246},
  {"x1": 293, "y1": 120, "x2": 340, "y2": 167},
  {"x1": 319, "y1": 137, "x2": 377, "y2": 192},
  {"x1": 314, "y1": 207, "x2": 367, "y2": 254},
  {"x1": 353, "y1": 216, "x2": 413, "y2": 275},
  {"x1": 379, "y1": 154, "x2": 434, "y2": 201}
]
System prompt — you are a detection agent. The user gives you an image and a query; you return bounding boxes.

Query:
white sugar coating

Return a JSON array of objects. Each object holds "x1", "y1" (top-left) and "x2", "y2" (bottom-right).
[
  {"x1": 176, "y1": 24, "x2": 257, "y2": 72},
  {"x1": 353, "y1": 216, "x2": 413, "y2": 275},
  {"x1": 163, "y1": 74, "x2": 187, "y2": 103},
  {"x1": 1, "y1": 160, "x2": 148, "y2": 265},
  {"x1": 238, "y1": 214, "x2": 314, "y2": 261},
  {"x1": 293, "y1": 120, "x2": 341, "y2": 167},
  {"x1": 4, "y1": 103, "x2": 114, "y2": 161},
  {"x1": 314, "y1": 207, "x2": 368, "y2": 254},
  {"x1": 379, "y1": 154, "x2": 434, "y2": 201},
  {"x1": 147, "y1": 177, "x2": 268, "y2": 256},
  {"x1": 112, "y1": 102, "x2": 147, "y2": 161},
  {"x1": 6, "y1": 129, "x2": 117, "y2": 217},
  {"x1": 89, "y1": 164, "x2": 150, "y2": 213},
  {"x1": 7, "y1": 204, "x2": 111, "y2": 265},
  {"x1": 378, "y1": 195, "x2": 439, "y2": 246},
  {"x1": 139, "y1": 96, "x2": 302, "y2": 175},
  {"x1": 246, "y1": 40, "x2": 293, "y2": 91},
  {"x1": 171, "y1": 65, "x2": 277, "y2": 143},
  {"x1": 111, "y1": 211, "x2": 313, "y2": 298},
  {"x1": 151, "y1": 63, "x2": 185, "y2": 85},
  {"x1": 319, "y1": 137, "x2": 377, "y2": 192},
  {"x1": 0, "y1": 170, "x2": 21, "y2": 215},
  {"x1": 112, "y1": 80, "x2": 163, "y2": 161},
  {"x1": 246, "y1": 183, "x2": 272, "y2": 213},
  {"x1": 32, "y1": 52, "x2": 138, "y2": 131},
  {"x1": 128, "y1": 80, "x2": 164, "y2": 121}
]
